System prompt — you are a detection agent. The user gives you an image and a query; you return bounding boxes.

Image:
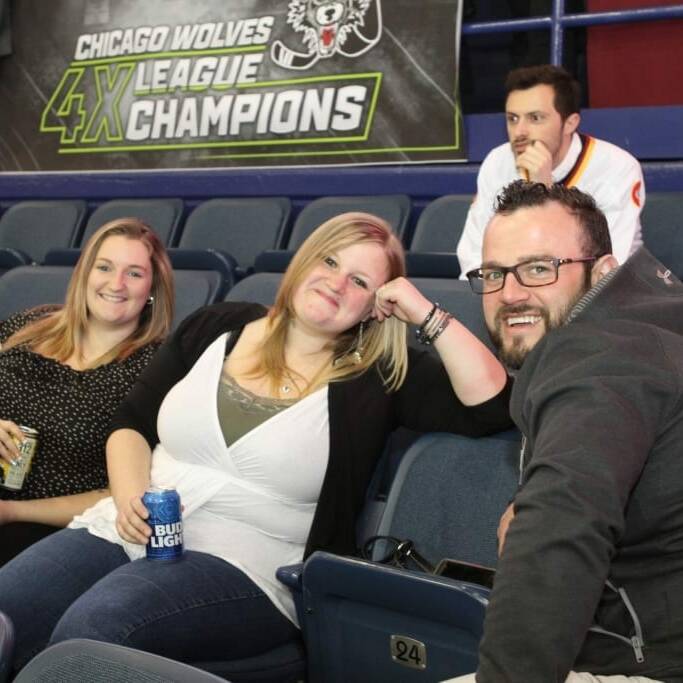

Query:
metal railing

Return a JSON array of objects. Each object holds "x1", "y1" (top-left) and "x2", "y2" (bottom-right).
[{"x1": 462, "y1": 1, "x2": 683, "y2": 65}]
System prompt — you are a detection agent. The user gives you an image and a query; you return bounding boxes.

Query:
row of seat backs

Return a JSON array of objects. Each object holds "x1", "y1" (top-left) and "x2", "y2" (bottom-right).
[
  {"x1": 0, "y1": 194, "x2": 408, "y2": 270},
  {"x1": 0, "y1": 197, "x2": 283, "y2": 277},
  {"x1": 0, "y1": 194, "x2": 467, "y2": 283},
  {"x1": 3, "y1": 191, "x2": 678, "y2": 285},
  {"x1": 227, "y1": 191, "x2": 682, "y2": 279}
]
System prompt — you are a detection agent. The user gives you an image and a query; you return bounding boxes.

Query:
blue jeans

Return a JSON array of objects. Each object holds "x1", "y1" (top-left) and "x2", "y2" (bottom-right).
[{"x1": 0, "y1": 528, "x2": 300, "y2": 672}]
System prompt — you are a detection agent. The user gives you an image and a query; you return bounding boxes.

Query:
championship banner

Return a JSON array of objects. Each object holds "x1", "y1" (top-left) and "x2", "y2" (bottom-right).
[{"x1": 0, "y1": 0, "x2": 465, "y2": 171}]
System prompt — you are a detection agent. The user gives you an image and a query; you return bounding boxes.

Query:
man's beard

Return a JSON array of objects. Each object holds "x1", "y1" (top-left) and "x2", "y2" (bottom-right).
[
  {"x1": 488, "y1": 305, "x2": 550, "y2": 370},
  {"x1": 488, "y1": 282, "x2": 590, "y2": 370}
]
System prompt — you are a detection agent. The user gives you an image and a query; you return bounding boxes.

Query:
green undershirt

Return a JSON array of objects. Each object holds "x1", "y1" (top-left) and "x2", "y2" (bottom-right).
[{"x1": 218, "y1": 371, "x2": 296, "y2": 447}]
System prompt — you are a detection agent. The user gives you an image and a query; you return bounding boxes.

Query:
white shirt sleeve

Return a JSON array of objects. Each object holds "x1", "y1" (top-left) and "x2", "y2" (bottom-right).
[
  {"x1": 570, "y1": 137, "x2": 645, "y2": 263},
  {"x1": 457, "y1": 150, "x2": 509, "y2": 279},
  {"x1": 599, "y1": 155, "x2": 645, "y2": 263}
]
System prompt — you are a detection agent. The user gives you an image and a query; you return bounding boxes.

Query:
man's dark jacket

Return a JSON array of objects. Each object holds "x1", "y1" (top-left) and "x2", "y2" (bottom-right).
[{"x1": 477, "y1": 248, "x2": 683, "y2": 682}]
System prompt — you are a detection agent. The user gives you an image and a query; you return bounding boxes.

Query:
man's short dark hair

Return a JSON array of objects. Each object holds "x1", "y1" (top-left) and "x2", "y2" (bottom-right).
[
  {"x1": 494, "y1": 180, "x2": 613, "y2": 258},
  {"x1": 505, "y1": 65, "x2": 580, "y2": 120}
]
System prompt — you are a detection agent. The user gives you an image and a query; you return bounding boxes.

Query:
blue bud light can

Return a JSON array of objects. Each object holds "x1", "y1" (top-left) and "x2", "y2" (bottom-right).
[{"x1": 142, "y1": 487, "x2": 183, "y2": 561}]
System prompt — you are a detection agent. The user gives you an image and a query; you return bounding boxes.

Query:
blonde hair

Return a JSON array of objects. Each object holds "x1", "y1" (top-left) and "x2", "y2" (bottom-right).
[
  {"x1": 3, "y1": 218, "x2": 174, "y2": 366},
  {"x1": 254, "y1": 211, "x2": 408, "y2": 396}
]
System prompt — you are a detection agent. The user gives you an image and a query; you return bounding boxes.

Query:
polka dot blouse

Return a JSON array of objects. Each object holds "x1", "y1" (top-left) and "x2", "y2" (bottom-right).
[{"x1": 0, "y1": 308, "x2": 160, "y2": 501}]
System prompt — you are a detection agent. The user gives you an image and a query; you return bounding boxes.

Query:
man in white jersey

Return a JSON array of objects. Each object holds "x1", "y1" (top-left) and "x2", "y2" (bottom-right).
[{"x1": 456, "y1": 65, "x2": 645, "y2": 278}]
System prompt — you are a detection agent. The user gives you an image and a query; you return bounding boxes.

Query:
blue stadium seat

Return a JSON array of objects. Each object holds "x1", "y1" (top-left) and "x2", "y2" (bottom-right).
[
  {"x1": 0, "y1": 610, "x2": 14, "y2": 683},
  {"x1": 224, "y1": 272, "x2": 283, "y2": 307},
  {"x1": 168, "y1": 248, "x2": 237, "y2": 297},
  {"x1": 401, "y1": 195, "x2": 473, "y2": 279},
  {"x1": 179, "y1": 198, "x2": 291, "y2": 276},
  {"x1": 0, "y1": 249, "x2": 31, "y2": 277},
  {"x1": 409, "y1": 194, "x2": 471, "y2": 253},
  {"x1": 641, "y1": 191, "x2": 683, "y2": 279},
  {"x1": 81, "y1": 198, "x2": 184, "y2": 247},
  {"x1": 13, "y1": 639, "x2": 227, "y2": 683},
  {"x1": 253, "y1": 249, "x2": 294, "y2": 274},
  {"x1": 0, "y1": 200, "x2": 86, "y2": 265},
  {"x1": 172, "y1": 268, "x2": 225, "y2": 330},
  {"x1": 404, "y1": 252, "x2": 461, "y2": 278},
  {"x1": 298, "y1": 431, "x2": 519, "y2": 683},
  {"x1": 287, "y1": 195, "x2": 411, "y2": 250},
  {"x1": 42, "y1": 248, "x2": 80, "y2": 267},
  {"x1": 0, "y1": 266, "x2": 72, "y2": 322},
  {"x1": 373, "y1": 432, "x2": 519, "y2": 569}
]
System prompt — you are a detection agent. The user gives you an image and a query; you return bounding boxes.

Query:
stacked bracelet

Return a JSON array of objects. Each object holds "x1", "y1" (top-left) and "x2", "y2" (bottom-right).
[{"x1": 415, "y1": 302, "x2": 452, "y2": 345}]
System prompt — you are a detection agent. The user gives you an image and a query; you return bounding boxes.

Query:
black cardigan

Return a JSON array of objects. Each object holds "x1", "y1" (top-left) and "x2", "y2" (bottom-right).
[{"x1": 110, "y1": 302, "x2": 513, "y2": 559}]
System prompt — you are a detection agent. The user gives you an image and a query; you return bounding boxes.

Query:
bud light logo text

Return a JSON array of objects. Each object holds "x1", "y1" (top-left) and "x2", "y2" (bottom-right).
[
  {"x1": 143, "y1": 487, "x2": 184, "y2": 561},
  {"x1": 151, "y1": 522, "x2": 183, "y2": 549}
]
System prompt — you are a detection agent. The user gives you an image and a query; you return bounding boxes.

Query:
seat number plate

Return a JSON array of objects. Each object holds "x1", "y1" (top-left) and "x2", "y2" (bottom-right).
[{"x1": 390, "y1": 635, "x2": 427, "y2": 670}]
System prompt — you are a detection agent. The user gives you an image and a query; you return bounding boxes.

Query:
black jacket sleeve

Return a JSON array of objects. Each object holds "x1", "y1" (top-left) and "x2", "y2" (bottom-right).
[{"x1": 395, "y1": 347, "x2": 514, "y2": 436}]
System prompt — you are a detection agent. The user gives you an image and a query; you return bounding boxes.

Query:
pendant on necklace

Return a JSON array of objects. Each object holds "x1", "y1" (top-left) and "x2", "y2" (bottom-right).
[{"x1": 281, "y1": 385, "x2": 291, "y2": 394}]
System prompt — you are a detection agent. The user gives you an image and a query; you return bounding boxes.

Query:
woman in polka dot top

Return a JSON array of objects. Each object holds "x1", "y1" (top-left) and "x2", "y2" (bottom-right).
[{"x1": 0, "y1": 217, "x2": 174, "y2": 565}]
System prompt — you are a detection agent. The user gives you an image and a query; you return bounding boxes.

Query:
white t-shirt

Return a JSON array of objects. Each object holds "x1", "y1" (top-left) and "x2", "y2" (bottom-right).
[{"x1": 456, "y1": 133, "x2": 645, "y2": 277}]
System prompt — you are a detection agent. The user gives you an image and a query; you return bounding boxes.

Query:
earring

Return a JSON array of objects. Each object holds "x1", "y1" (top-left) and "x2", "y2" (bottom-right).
[
  {"x1": 352, "y1": 320, "x2": 365, "y2": 365},
  {"x1": 146, "y1": 296, "x2": 154, "y2": 306}
]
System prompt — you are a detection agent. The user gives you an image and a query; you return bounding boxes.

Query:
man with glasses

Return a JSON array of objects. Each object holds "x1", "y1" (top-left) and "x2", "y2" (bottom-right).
[{"x1": 450, "y1": 181, "x2": 683, "y2": 682}]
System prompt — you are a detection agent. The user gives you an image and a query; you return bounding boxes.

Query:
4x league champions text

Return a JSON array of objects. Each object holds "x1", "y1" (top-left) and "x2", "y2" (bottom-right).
[{"x1": 43, "y1": 18, "x2": 377, "y2": 149}]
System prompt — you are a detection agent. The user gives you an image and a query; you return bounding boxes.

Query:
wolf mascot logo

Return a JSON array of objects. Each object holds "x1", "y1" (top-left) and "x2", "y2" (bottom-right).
[{"x1": 271, "y1": 0, "x2": 382, "y2": 70}]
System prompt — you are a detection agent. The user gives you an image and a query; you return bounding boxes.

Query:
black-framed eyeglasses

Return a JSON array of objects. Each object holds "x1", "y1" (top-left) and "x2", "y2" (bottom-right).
[{"x1": 466, "y1": 257, "x2": 597, "y2": 295}]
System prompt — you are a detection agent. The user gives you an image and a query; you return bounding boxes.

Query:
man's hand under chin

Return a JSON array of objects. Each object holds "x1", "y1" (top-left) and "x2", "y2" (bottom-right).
[{"x1": 516, "y1": 139, "x2": 553, "y2": 186}]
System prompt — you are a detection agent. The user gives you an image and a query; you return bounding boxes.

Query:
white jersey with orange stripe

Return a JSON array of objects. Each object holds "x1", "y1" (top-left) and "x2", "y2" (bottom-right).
[{"x1": 456, "y1": 132, "x2": 645, "y2": 278}]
